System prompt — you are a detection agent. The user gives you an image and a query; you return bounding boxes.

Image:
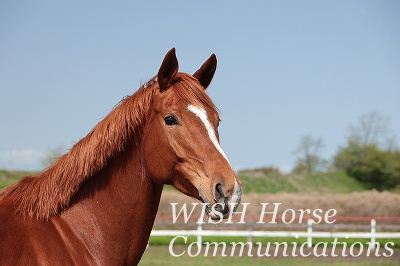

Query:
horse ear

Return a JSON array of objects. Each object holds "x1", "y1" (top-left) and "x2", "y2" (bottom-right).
[
  {"x1": 193, "y1": 54, "x2": 217, "y2": 90},
  {"x1": 158, "y1": 48, "x2": 179, "y2": 91}
]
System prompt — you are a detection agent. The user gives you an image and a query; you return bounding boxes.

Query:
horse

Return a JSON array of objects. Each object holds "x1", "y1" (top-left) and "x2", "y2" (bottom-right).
[{"x1": 0, "y1": 48, "x2": 241, "y2": 265}]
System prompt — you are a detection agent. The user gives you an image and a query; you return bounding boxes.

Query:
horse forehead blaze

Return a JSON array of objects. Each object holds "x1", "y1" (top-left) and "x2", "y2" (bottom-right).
[{"x1": 187, "y1": 104, "x2": 231, "y2": 166}]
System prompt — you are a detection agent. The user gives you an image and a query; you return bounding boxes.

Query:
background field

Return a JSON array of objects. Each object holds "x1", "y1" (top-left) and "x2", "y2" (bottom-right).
[
  {"x1": 2, "y1": 168, "x2": 400, "y2": 264},
  {"x1": 0, "y1": 169, "x2": 38, "y2": 189},
  {"x1": 140, "y1": 246, "x2": 399, "y2": 266},
  {"x1": 237, "y1": 169, "x2": 366, "y2": 194},
  {"x1": 3, "y1": 169, "x2": 400, "y2": 218}
]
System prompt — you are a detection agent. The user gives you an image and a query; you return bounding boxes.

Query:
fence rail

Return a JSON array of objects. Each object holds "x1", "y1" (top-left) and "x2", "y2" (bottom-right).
[{"x1": 151, "y1": 219, "x2": 400, "y2": 248}]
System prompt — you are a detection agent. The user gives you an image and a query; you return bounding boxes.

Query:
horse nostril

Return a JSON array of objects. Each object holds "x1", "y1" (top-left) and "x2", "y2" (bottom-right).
[{"x1": 215, "y1": 183, "x2": 224, "y2": 201}]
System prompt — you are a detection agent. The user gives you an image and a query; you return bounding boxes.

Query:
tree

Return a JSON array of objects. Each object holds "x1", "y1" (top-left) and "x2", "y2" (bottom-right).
[
  {"x1": 334, "y1": 112, "x2": 400, "y2": 190},
  {"x1": 293, "y1": 135, "x2": 326, "y2": 175},
  {"x1": 348, "y1": 111, "x2": 393, "y2": 147},
  {"x1": 334, "y1": 141, "x2": 400, "y2": 190}
]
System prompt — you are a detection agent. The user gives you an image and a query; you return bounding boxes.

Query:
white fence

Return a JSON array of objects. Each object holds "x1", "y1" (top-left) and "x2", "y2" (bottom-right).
[{"x1": 151, "y1": 219, "x2": 400, "y2": 248}]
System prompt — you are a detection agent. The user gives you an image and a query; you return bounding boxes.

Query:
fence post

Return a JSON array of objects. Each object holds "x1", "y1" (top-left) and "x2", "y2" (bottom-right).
[
  {"x1": 371, "y1": 219, "x2": 376, "y2": 250},
  {"x1": 247, "y1": 220, "x2": 254, "y2": 243},
  {"x1": 197, "y1": 222, "x2": 202, "y2": 248},
  {"x1": 307, "y1": 219, "x2": 313, "y2": 248}
]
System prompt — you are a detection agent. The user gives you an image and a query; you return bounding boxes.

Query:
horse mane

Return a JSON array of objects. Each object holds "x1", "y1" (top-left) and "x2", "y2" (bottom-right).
[{"x1": 0, "y1": 73, "x2": 216, "y2": 220}]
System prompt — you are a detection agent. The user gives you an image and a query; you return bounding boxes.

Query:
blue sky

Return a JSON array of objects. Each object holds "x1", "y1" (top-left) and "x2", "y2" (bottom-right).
[{"x1": 1, "y1": 1, "x2": 399, "y2": 172}]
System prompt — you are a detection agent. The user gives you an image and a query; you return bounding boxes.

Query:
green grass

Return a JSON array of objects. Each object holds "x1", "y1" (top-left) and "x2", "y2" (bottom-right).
[
  {"x1": 140, "y1": 246, "x2": 398, "y2": 266},
  {"x1": 238, "y1": 170, "x2": 366, "y2": 194},
  {"x1": 0, "y1": 169, "x2": 37, "y2": 189},
  {"x1": 299, "y1": 172, "x2": 366, "y2": 193},
  {"x1": 239, "y1": 175, "x2": 298, "y2": 193},
  {"x1": 144, "y1": 236, "x2": 400, "y2": 265}
]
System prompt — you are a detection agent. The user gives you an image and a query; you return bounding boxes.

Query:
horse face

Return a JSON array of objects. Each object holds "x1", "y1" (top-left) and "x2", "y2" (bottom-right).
[{"x1": 143, "y1": 49, "x2": 241, "y2": 219}]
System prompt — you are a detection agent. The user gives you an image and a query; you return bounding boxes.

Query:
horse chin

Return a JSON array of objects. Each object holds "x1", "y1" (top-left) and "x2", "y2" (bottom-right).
[
  {"x1": 202, "y1": 200, "x2": 232, "y2": 221},
  {"x1": 206, "y1": 209, "x2": 234, "y2": 222}
]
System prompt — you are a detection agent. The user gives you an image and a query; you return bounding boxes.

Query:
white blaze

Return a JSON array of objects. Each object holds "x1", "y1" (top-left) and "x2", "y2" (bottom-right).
[
  {"x1": 188, "y1": 104, "x2": 241, "y2": 210},
  {"x1": 187, "y1": 105, "x2": 231, "y2": 166},
  {"x1": 229, "y1": 178, "x2": 241, "y2": 205}
]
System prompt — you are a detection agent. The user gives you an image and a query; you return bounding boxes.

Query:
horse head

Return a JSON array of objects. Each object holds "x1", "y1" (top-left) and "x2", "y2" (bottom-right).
[{"x1": 142, "y1": 48, "x2": 241, "y2": 219}]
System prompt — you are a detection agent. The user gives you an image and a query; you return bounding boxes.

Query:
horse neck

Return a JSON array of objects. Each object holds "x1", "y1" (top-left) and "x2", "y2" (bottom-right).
[{"x1": 60, "y1": 142, "x2": 163, "y2": 264}]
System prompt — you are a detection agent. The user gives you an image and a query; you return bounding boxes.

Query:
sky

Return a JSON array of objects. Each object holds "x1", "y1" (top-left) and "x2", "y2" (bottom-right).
[{"x1": 1, "y1": 1, "x2": 399, "y2": 172}]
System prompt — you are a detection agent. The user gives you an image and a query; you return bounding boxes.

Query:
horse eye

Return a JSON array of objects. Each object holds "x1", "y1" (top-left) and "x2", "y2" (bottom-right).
[{"x1": 164, "y1": 115, "x2": 178, "y2": 126}]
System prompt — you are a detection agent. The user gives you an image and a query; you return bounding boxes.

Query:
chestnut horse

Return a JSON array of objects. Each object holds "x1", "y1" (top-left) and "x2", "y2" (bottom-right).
[{"x1": 0, "y1": 48, "x2": 241, "y2": 265}]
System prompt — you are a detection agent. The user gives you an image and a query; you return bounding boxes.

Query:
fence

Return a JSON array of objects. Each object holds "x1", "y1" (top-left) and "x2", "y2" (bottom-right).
[{"x1": 151, "y1": 219, "x2": 400, "y2": 248}]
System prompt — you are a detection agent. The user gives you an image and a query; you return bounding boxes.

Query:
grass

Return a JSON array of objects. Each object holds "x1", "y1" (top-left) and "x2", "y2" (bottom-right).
[
  {"x1": 240, "y1": 175, "x2": 298, "y2": 193},
  {"x1": 302, "y1": 172, "x2": 366, "y2": 193},
  {"x1": 0, "y1": 169, "x2": 37, "y2": 189},
  {"x1": 238, "y1": 169, "x2": 366, "y2": 194},
  {"x1": 144, "y1": 236, "x2": 400, "y2": 265},
  {"x1": 140, "y1": 246, "x2": 398, "y2": 266}
]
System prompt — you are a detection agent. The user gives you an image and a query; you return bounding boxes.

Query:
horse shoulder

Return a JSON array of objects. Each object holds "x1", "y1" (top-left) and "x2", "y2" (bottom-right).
[{"x1": 0, "y1": 198, "x2": 97, "y2": 265}]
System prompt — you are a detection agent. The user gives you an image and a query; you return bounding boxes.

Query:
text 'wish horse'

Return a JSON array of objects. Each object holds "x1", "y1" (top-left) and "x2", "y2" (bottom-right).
[{"x1": 0, "y1": 48, "x2": 241, "y2": 265}]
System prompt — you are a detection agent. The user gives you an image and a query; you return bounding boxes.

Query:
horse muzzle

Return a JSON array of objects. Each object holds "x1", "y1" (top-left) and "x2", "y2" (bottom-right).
[{"x1": 205, "y1": 178, "x2": 242, "y2": 220}]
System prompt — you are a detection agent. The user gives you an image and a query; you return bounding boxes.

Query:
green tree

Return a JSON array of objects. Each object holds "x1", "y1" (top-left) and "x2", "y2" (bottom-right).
[
  {"x1": 334, "y1": 112, "x2": 400, "y2": 190},
  {"x1": 334, "y1": 141, "x2": 400, "y2": 190}
]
